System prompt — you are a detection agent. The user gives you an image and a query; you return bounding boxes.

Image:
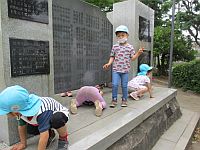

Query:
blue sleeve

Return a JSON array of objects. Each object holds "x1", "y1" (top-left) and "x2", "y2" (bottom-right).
[{"x1": 37, "y1": 111, "x2": 53, "y2": 133}]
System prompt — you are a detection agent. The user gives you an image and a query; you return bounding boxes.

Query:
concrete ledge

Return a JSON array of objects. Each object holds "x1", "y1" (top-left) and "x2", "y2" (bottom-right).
[
  {"x1": 68, "y1": 87, "x2": 181, "y2": 150},
  {"x1": 152, "y1": 109, "x2": 200, "y2": 150}
]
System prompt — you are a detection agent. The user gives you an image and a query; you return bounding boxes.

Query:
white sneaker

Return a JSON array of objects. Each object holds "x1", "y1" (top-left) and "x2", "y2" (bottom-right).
[
  {"x1": 94, "y1": 100, "x2": 102, "y2": 117},
  {"x1": 70, "y1": 99, "x2": 77, "y2": 114},
  {"x1": 130, "y1": 92, "x2": 140, "y2": 101}
]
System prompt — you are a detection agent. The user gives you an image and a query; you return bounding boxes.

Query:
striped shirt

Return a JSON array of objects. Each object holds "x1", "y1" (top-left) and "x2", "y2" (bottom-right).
[
  {"x1": 20, "y1": 97, "x2": 69, "y2": 131},
  {"x1": 38, "y1": 97, "x2": 69, "y2": 116}
]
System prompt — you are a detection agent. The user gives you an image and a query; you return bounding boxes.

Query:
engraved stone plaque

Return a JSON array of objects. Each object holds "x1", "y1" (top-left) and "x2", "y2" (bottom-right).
[
  {"x1": 7, "y1": 0, "x2": 48, "y2": 24},
  {"x1": 139, "y1": 16, "x2": 151, "y2": 42},
  {"x1": 10, "y1": 38, "x2": 50, "y2": 77},
  {"x1": 138, "y1": 50, "x2": 151, "y2": 68},
  {"x1": 53, "y1": 0, "x2": 112, "y2": 93}
]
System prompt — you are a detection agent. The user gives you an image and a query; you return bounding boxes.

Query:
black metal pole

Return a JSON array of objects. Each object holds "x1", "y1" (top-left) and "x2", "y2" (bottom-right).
[{"x1": 168, "y1": 0, "x2": 176, "y2": 88}]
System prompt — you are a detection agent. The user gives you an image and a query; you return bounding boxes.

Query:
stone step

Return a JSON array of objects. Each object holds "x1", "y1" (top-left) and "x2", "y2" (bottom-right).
[
  {"x1": 174, "y1": 111, "x2": 200, "y2": 150},
  {"x1": 152, "y1": 109, "x2": 200, "y2": 150}
]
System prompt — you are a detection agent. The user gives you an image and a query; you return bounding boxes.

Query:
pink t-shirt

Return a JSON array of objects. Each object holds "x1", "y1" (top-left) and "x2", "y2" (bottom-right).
[{"x1": 110, "y1": 43, "x2": 135, "y2": 73}]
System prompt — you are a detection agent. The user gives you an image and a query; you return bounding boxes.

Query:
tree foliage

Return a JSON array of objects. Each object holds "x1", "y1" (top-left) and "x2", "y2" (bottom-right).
[
  {"x1": 141, "y1": 0, "x2": 198, "y2": 75},
  {"x1": 172, "y1": 60, "x2": 200, "y2": 93},
  {"x1": 154, "y1": 25, "x2": 197, "y2": 75},
  {"x1": 176, "y1": 0, "x2": 200, "y2": 46},
  {"x1": 140, "y1": 0, "x2": 172, "y2": 27}
]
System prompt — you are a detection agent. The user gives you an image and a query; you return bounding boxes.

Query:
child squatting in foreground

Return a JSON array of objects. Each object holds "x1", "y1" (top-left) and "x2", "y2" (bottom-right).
[
  {"x1": 103, "y1": 25, "x2": 143, "y2": 107},
  {"x1": 0, "y1": 85, "x2": 69, "y2": 150}
]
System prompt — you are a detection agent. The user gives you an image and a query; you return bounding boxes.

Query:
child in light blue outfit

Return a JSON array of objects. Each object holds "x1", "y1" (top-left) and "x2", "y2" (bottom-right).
[{"x1": 103, "y1": 25, "x2": 143, "y2": 107}]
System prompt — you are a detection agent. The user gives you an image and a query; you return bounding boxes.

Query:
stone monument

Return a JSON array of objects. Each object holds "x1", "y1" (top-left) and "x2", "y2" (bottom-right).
[
  {"x1": 0, "y1": 0, "x2": 112, "y2": 145},
  {"x1": 0, "y1": 0, "x2": 53, "y2": 145},
  {"x1": 52, "y1": 0, "x2": 112, "y2": 93}
]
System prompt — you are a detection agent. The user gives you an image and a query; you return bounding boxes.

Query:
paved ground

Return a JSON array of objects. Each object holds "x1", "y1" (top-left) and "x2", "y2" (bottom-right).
[
  {"x1": 153, "y1": 77, "x2": 200, "y2": 112},
  {"x1": 153, "y1": 77, "x2": 200, "y2": 150}
]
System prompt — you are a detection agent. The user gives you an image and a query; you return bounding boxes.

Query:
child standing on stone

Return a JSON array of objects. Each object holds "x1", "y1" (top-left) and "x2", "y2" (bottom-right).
[
  {"x1": 103, "y1": 25, "x2": 143, "y2": 107},
  {"x1": 128, "y1": 64, "x2": 154, "y2": 100},
  {"x1": 0, "y1": 85, "x2": 69, "y2": 150}
]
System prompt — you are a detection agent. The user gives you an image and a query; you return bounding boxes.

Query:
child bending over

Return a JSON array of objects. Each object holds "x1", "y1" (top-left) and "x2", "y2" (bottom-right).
[
  {"x1": 128, "y1": 64, "x2": 154, "y2": 100},
  {"x1": 0, "y1": 85, "x2": 69, "y2": 150},
  {"x1": 70, "y1": 85, "x2": 106, "y2": 117}
]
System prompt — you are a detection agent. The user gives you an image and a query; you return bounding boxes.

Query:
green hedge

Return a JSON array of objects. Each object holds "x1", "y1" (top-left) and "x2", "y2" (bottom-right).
[{"x1": 172, "y1": 60, "x2": 200, "y2": 93}]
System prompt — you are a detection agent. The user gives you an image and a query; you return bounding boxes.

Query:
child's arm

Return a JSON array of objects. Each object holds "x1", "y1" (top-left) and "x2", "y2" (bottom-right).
[
  {"x1": 103, "y1": 57, "x2": 114, "y2": 70},
  {"x1": 38, "y1": 130, "x2": 49, "y2": 150},
  {"x1": 131, "y1": 48, "x2": 144, "y2": 61},
  {"x1": 147, "y1": 83, "x2": 154, "y2": 98},
  {"x1": 11, "y1": 125, "x2": 27, "y2": 150}
]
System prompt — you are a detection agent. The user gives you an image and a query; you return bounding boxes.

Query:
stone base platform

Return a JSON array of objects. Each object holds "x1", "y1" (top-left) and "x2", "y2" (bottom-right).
[
  {"x1": 0, "y1": 87, "x2": 182, "y2": 150},
  {"x1": 68, "y1": 87, "x2": 181, "y2": 150}
]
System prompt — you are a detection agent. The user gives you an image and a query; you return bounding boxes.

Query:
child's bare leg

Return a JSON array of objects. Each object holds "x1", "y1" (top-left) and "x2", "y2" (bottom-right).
[
  {"x1": 56, "y1": 125, "x2": 69, "y2": 149},
  {"x1": 51, "y1": 112, "x2": 69, "y2": 149},
  {"x1": 94, "y1": 100, "x2": 103, "y2": 117},
  {"x1": 56, "y1": 124, "x2": 68, "y2": 137},
  {"x1": 135, "y1": 87, "x2": 148, "y2": 97},
  {"x1": 70, "y1": 99, "x2": 78, "y2": 114}
]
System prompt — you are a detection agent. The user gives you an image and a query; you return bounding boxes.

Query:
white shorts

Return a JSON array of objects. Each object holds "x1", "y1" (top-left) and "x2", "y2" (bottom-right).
[{"x1": 128, "y1": 85, "x2": 147, "y2": 92}]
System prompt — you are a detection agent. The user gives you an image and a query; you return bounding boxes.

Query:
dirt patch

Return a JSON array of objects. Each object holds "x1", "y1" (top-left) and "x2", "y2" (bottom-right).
[
  {"x1": 188, "y1": 127, "x2": 200, "y2": 150},
  {"x1": 192, "y1": 127, "x2": 200, "y2": 143}
]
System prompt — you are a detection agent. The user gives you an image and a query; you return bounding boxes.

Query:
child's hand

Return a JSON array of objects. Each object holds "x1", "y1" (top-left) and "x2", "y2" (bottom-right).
[
  {"x1": 11, "y1": 143, "x2": 26, "y2": 150},
  {"x1": 103, "y1": 63, "x2": 110, "y2": 70},
  {"x1": 138, "y1": 47, "x2": 144, "y2": 54}
]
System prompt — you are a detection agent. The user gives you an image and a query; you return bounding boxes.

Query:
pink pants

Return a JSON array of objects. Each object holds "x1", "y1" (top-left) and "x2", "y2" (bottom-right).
[{"x1": 75, "y1": 86, "x2": 106, "y2": 109}]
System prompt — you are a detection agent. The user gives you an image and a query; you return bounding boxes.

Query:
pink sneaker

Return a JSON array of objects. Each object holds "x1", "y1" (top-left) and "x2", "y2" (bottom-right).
[
  {"x1": 130, "y1": 92, "x2": 140, "y2": 101},
  {"x1": 60, "y1": 91, "x2": 73, "y2": 97}
]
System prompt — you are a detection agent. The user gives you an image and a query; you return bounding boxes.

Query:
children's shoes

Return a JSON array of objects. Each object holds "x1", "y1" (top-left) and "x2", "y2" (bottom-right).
[
  {"x1": 70, "y1": 99, "x2": 77, "y2": 114},
  {"x1": 94, "y1": 100, "x2": 102, "y2": 117},
  {"x1": 130, "y1": 92, "x2": 140, "y2": 101},
  {"x1": 110, "y1": 101, "x2": 117, "y2": 108},
  {"x1": 121, "y1": 101, "x2": 128, "y2": 107},
  {"x1": 57, "y1": 140, "x2": 69, "y2": 150}
]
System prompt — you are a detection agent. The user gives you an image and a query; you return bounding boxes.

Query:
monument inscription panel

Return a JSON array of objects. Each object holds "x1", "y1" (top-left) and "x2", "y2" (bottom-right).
[
  {"x1": 138, "y1": 50, "x2": 151, "y2": 70},
  {"x1": 53, "y1": 0, "x2": 112, "y2": 93},
  {"x1": 10, "y1": 38, "x2": 50, "y2": 77},
  {"x1": 7, "y1": 0, "x2": 48, "y2": 24}
]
